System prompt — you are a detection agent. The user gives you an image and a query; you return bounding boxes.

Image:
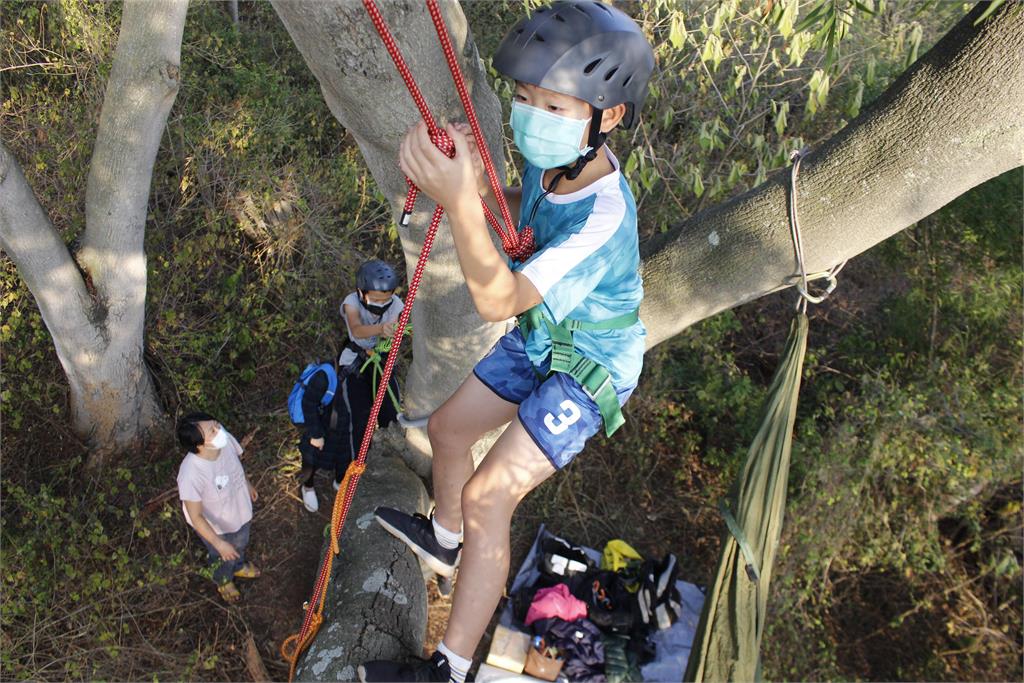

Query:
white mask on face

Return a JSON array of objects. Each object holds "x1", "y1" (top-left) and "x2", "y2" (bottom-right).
[{"x1": 208, "y1": 427, "x2": 229, "y2": 450}]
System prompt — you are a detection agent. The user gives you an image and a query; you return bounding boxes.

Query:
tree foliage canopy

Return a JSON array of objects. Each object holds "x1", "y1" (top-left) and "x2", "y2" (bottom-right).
[{"x1": 0, "y1": 1, "x2": 1020, "y2": 680}]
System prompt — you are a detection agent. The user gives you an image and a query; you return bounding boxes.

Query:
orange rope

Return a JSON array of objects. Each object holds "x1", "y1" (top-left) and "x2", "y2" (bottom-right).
[
  {"x1": 280, "y1": 0, "x2": 525, "y2": 676},
  {"x1": 280, "y1": 461, "x2": 366, "y2": 680}
]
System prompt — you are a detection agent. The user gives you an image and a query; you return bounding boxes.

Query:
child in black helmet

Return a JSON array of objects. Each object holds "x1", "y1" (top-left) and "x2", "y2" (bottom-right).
[
  {"x1": 361, "y1": 3, "x2": 654, "y2": 682},
  {"x1": 340, "y1": 259, "x2": 405, "y2": 451},
  {"x1": 297, "y1": 260, "x2": 404, "y2": 513}
]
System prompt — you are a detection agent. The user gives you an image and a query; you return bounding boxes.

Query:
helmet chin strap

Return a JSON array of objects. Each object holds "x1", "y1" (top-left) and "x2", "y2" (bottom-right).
[
  {"x1": 530, "y1": 108, "x2": 608, "y2": 226},
  {"x1": 560, "y1": 107, "x2": 607, "y2": 182}
]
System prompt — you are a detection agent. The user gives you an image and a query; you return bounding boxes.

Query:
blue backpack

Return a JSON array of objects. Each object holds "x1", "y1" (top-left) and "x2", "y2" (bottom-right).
[{"x1": 288, "y1": 363, "x2": 338, "y2": 425}]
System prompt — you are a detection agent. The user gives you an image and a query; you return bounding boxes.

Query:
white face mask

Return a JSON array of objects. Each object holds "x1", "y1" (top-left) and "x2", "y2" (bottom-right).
[{"x1": 208, "y1": 427, "x2": 229, "y2": 450}]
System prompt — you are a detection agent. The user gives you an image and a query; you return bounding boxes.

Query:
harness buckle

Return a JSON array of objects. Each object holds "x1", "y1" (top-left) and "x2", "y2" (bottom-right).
[
  {"x1": 571, "y1": 358, "x2": 611, "y2": 402},
  {"x1": 582, "y1": 373, "x2": 611, "y2": 402}
]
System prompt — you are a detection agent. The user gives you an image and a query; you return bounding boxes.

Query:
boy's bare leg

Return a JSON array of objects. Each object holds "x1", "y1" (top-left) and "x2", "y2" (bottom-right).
[
  {"x1": 427, "y1": 374, "x2": 518, "y2": 534},
  {"x1": 441, "y1": 419, "x2": 557, "y2": 658}
]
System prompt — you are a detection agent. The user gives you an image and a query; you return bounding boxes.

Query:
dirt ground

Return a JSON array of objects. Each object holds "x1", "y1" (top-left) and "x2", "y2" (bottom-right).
[{"x1": 192, "y1": 400, "x2": 724, "y2": 682}]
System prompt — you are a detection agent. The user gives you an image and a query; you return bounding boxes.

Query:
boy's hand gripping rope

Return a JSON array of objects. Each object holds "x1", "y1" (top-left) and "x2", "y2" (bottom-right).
[
  {"x1": 282, "y1": 2, "x2": 530, "y2": 679},
  {"x1": 366, "y1": 0, "x2": 533, "y2": 261}
]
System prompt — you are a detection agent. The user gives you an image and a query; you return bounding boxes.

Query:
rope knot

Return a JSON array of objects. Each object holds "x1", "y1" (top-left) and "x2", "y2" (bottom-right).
[
  {"x1": 429, "y1": 129, "x2": 455, "y2": 158},
  {"x1": 506, "y1": 226, "x2": 536, "y2": 262}
]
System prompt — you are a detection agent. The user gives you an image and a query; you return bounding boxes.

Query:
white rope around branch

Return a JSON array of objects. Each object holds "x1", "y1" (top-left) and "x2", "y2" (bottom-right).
[{"x1": 788, "y1": 148, "x2": 847, "y2": 313}]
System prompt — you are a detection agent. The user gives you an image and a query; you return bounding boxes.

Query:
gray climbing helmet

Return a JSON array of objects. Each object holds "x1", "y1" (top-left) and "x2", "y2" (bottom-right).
[
  {"x1": 493, "y1": 1, "x2": 655, "y2": 128},
  {"x1": 356, "y1": 260, "x2": 398, "y2": 292}
]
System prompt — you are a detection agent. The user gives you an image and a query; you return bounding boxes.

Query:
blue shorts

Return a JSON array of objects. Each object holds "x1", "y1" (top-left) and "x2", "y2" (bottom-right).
[{"x1": 473, "y1": 328, "x2": 635, "y2": 469}]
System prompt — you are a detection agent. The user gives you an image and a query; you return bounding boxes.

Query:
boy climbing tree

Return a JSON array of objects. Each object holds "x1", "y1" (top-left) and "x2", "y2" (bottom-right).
[{"x1": 359, "y1": 2, "x2": 654, "y2": 681}]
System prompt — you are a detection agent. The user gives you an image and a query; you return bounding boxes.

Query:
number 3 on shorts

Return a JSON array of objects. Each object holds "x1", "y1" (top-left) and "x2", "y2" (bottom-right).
[{"x1": 544, "y1": 400, "x2": 582, "y2": 435}]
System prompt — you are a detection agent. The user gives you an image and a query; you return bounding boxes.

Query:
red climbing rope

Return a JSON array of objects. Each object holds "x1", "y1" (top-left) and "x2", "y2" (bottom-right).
[
  {"x1": 422, "y1": 0, "x2": 534, "y2": 261},
  {"x1": 281, "y1": 2, "x2": 533, "y2": 678},
  {"x1": 364, "y1": 0, "x2": 533, "y2": 260}
]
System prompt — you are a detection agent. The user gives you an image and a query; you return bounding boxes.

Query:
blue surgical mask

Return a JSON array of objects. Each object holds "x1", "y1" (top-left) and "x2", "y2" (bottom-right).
[{"x1": 510, "y1": 101, "x2": 591, "y2": 170}]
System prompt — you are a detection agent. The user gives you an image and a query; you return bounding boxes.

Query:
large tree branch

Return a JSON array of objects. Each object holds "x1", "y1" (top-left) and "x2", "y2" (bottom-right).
[
  {"x1": 79, "y1": 0, "x2": 188, "y2": 324},
  {"x1": 640, "y1": 2, "x2": 1024, "y2": 348},
  {"x1": 0, "y1": 143, "x2": 106, "y2": 378}
]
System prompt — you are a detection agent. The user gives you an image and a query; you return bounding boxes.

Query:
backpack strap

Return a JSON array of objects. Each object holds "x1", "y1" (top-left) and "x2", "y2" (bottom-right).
[
  {"x1": 518, "y1": 305, "x2": 639, "y2": 436},
  {"x1": 307, "y1": 363, "x2": 337, "y2": 405}
]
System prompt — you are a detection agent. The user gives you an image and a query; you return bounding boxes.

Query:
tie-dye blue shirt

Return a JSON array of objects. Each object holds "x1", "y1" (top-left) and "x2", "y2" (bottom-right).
[{"x1": 514, "y1": 150, "x2": 646, "y2": 389}]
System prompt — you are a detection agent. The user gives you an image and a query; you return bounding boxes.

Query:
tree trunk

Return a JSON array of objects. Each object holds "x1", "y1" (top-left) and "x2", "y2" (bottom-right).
[
  {"x1": 0, "y1": 0, "x2": 188, "y2": 461},
  {"x1": 271, "y1": 0, "x2": 507, "y2": 474},
  {"x1": 268, "y1": 2, "x2": 1023, "y2": 677}
]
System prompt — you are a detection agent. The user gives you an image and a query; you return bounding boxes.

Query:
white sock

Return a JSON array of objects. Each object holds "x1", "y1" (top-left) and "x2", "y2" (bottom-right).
[
  {"x1": 432, "y1": 515, "x2": 463, "y2": 550},
  {"x1": 437, "y1": 641, "x2": 471, "y2": 683}
]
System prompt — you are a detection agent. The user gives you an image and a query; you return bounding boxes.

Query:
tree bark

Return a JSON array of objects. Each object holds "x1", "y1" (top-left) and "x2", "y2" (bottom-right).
[
  {"x1": 0, "y1": 0, "x2": 188, "y2": 459},
  {"x1": 269, "y1": 2, "x2": 1023, "y2": 678},
  {"x1": 272, "y1": 0, "x2": 508, "y2": 475},
  {"x1": 640, "y1": 1, "x2": 1024, "y2": 347}
]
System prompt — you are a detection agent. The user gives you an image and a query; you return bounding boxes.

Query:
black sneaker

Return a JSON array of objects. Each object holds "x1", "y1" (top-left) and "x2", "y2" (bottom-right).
[
  {"x1": 358, "y1": 650, "x2": 451, "y2": 682},
  {"x1": 374, "y1": 507, "x2": 461, "y2": 577}
]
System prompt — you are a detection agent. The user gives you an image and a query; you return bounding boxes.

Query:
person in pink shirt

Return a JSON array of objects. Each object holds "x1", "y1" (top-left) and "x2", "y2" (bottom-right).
[{"x1": 176, "y1": 412, "x2": 260, "y2": 604}]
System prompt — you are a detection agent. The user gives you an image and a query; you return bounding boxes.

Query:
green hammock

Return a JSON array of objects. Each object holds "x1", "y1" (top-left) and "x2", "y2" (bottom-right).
[
  {"x1": 685, "y1": 148, "x2": 842, "y2": 682},
  {"x1": 684, "y1": 313, "x2": 808, "y2": 682}
]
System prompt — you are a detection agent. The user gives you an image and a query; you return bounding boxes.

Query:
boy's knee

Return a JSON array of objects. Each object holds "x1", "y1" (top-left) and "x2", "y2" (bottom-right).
[
  {"x1": 426, "y1": 411, "x2": 444, "y2": 445},
  {"x1": 427, "y1": 408, "x2": 460, "y2": 449},
  {"x1": 461, "y1": 472, "x2": 516, "y2": 517}
]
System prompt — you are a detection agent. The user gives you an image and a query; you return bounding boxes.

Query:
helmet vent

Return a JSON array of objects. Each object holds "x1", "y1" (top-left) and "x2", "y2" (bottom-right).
[
  {"x1": 535, "y1": 33, "x2": 546, "y2": 42},
  {"x1": 554, "y1": 13, "x2": 566, "y2": 22},
  {"x1": 622, "y1": 74, "x2": 633, "y2": 87},
  {"x1": 594, "y1": 2, "x2": 612, "y2": 15},
  {"x1": 584, "y1": 58, "x2": 602, "y2": 74},
  {"x1": 604, "y1": 66, "x2": 619, "y2": 81}
]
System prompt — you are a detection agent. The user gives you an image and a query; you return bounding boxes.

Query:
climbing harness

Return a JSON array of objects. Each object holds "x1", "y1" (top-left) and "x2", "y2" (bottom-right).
[
  {"x1": 685, "y1": 149, "x2": 845, "y2": 683},
  {"x1": 281, "y1": 2, "x2": 536, "y2": 679},
  {"x1": 517, "y1": 305, "x2": 639, "y2": 437},
  {"x1": 358, "y1": 332, "x2": 408, "y2": 414}
]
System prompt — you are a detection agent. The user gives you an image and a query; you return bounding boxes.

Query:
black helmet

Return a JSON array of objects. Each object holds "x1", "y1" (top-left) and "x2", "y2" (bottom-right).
[
  {"x1": 493, "y1": 1, "x2": 655, "y2": 128},
  {"x1": 356, "y1": 260, "x2": 398, "y2": 292}
]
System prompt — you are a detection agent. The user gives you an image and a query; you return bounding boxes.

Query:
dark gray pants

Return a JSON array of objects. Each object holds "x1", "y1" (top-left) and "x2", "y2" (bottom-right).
[{"x1": 198, "y1": 521, "x2": 250, "y2": 585}]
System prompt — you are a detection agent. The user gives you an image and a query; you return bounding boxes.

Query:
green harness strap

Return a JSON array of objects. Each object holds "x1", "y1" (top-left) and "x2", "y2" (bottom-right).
[
  {"x1": 358, "y1": 326, "x2": 412, "y2": 415},
  {"x1": 518, "y1": 305, "x2": 639, "y2": 437}
]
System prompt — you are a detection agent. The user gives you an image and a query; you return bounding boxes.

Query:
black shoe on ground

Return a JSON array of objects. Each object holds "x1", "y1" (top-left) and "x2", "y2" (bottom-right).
[
  {"x1": 358, "y1": 650, "x2": 451, "y2": 683},
  {"x1": 374, "y1": 507, "x2": 461, "y2": 577}
]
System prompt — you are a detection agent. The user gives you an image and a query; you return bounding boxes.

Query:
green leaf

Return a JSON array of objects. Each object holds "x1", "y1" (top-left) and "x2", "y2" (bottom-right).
[
  {"x1": 794, "y1": 0, "x2": 830, "y2": 34},
  {"x1": 778, "y1": 0, "x2": 798, "y2": 38},
  {"x1": 624, "y1": 149, "x2": 640, "y2": 177},
  {"x1": 775, "y1": 100, "x2": 789, "y2": 136},
  {"x1": 669, "y1": 14, "x2": 687, "y2": 50},
  {"x1": 852, "y1": 0, "x2": 876, "y2": 14},
  {"x1": 846, "y1": 77, "x2": 864, "y2": 118},
  {"x1": 787, "y1": 31, "x2": 811, "y2": 67},
  {"x1": 905, "y1": 22, "x2": 923, "y2": 68},
  {"x1": 974, "y1": 0, "x2": 1007, "y2": 25}
]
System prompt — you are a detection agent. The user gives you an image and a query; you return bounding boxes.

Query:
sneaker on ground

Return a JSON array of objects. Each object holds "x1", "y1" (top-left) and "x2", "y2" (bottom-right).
[
  {"x1": 374, "y1": 507, "x2": 460, "y2": 577},
  {"x1": 358, "y1": 651, "x2": 451, "y2": 683},
  {"x1": 301, "y1": 485, "x2": 318, "y2": 513}
]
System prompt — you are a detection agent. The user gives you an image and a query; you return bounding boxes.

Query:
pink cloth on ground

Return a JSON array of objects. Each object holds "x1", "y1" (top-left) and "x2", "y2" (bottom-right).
[{"x1": 524, "y1": 583, "x2": 588, "y2": 626}]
